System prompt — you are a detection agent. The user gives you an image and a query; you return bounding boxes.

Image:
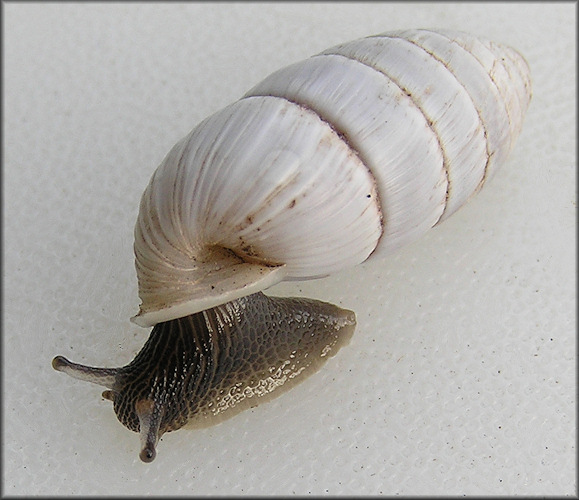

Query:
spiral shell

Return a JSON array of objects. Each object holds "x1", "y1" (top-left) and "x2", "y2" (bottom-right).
[{"x1": 133, "y1": 28, "x2": 531, "y2": 327}]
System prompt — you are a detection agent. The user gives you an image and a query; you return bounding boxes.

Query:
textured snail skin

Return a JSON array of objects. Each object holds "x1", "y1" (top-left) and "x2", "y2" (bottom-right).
[{"x1": 52, "y1": 292, "x2": 355, "y2": 462}]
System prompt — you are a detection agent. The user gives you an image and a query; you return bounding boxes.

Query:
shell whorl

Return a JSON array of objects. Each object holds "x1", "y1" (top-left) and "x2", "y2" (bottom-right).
[{"x1": 133, "y1": 29, "x2": 531, "y2": 327}]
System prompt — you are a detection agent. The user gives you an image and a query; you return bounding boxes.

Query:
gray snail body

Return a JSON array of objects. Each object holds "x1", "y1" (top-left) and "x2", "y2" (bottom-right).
[
  {"x1": 53, "y1": 292, "x2": 355, "y2": 462},
  {"x1": 53, "y1": 29, "x2": 531, "y2": 462}
]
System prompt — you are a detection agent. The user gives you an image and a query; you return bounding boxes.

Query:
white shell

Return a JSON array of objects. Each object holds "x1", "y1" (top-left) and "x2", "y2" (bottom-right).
[{"x1": 132, "y1": 29, "x2": 531, "y2": 327}]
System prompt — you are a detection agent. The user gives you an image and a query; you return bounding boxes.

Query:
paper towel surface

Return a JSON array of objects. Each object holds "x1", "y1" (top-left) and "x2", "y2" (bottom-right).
[{"x1": 4, "y1": 3, "x2": 576, "y2": 496}]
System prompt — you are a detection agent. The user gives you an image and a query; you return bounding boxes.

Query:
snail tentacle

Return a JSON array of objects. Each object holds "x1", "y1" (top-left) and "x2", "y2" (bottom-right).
[
  {"x1": 51, "y1": 355, "x2": 118, "y2": 389},
  {"x1": 136, "y1": 398, "x2": 163, "y2": 463}
]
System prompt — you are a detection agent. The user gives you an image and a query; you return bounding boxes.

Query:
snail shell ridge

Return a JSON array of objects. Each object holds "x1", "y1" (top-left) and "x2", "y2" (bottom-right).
[{"x1": 133, "y1": 28, "x2": 532, "y2": 327}]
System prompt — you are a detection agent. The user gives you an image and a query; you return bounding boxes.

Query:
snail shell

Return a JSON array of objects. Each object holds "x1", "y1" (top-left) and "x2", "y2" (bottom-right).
[
  {"x1": 133, "y1": 28, "x2": 531, "y2": 327},
  {"x1": 53, "y1": 29, "x2": 531, "y2": 462}
]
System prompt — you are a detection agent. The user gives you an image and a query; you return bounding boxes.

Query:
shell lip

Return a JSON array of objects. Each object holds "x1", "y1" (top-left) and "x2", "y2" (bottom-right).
[{"x1": 131, "y1": 264, "x2": 288, "y2": 327}]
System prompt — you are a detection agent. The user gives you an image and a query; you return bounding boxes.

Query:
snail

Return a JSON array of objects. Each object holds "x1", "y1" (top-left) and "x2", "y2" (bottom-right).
[{"x1": 52, "y1": 28, "x2": 531, "y2": 462}]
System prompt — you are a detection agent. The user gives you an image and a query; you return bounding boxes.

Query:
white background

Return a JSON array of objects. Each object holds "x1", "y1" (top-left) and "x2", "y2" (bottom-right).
[{"x1": 4, "y1": 2, "x2": 576, "y2": 496}]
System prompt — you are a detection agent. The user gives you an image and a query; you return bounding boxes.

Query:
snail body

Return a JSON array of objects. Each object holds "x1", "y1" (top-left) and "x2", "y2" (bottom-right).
[
  {"x1": 53, "y1": 293, "x2": 355, "y2": 462},
  {"x1": 53, "y1": 29, "x2": 531, "y2": 462}
]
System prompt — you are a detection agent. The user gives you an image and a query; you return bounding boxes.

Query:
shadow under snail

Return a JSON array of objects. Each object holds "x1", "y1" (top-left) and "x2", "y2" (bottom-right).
[{"x1": 52, "y1": 28, "x2": 531, "y2": 462}]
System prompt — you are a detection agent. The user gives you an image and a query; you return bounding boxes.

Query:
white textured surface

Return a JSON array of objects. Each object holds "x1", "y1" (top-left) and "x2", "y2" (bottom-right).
[{"x1": 4, "y1": 3, "x2": 576, "y2": 496}]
